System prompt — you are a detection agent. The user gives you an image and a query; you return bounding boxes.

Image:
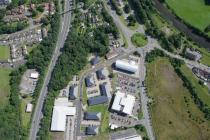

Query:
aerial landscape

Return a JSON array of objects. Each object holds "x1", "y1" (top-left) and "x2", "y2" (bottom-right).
[{"x1": 0, "y1": 0, "x2": 210, "y2": 140}]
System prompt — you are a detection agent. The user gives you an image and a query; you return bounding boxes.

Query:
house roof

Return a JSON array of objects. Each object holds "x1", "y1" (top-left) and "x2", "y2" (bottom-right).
[{"x1": 91, "y1": 56, "x2": 100, "y2": 65}]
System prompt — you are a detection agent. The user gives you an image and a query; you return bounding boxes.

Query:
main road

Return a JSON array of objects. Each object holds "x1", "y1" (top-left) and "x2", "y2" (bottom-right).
[{"x1": 29, "y1": 0, "x2": 72, "y2": 139}]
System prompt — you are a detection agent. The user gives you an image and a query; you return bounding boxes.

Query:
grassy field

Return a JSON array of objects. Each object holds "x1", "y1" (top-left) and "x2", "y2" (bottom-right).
[
  {"x1": 0, "y1": 68, "x2": 12, "y2": 108},
  {"x1": 192, "y1": 45, "x2": 210, "y2": 66},
  {"x1": 0, "y1": 46, "x2": 10, "y2": 60},
  {"x1": 180, "y1": 65, "x2": 210, "y2": 107},
  {"x1": 87, "y1": 104, "x2": 109, "y2": 133},
  {"x1": 165, "y1": 0, "x2": 210, "y2": 31},
  {"x1": 131, "y1": 33, "x2": 148, "y2": 47},
  {"x1": 146, "y1": 58, "x2": 210, "y2": 140}
]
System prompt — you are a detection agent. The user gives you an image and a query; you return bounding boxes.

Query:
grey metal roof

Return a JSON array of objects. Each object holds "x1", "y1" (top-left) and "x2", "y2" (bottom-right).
[
  {"x1": 99, "y1": 83, "x2": 111, "y2": 99},
  {"x1": 111, "y1": 128, "x2": 139, "y2": 140},
  {"x1": 88, "y1": 96, "x2": 108, "y2": 106},
  {"x1": 96, "y1": 69, "x2": 106, "y2": 80},
  {"x1": 85, "y1": 126, "x2": 99, "y2": 135},
  {"x1": 85, "y1": 76, "x2": 94, "y2": 87},
  {"x1": 69, "y1": 85, "x2": 78, "y2": 100},
  {"x1": 84, "y1": 112, "x2": 101, "y2": 121},
  {"x1": 91, "y1": 56, "x2": 100, "y2": 65}
]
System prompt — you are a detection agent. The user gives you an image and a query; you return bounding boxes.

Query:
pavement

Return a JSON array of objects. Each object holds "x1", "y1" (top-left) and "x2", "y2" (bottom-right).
[{"x1": 29, "y1": 0, "x2": 72, "y2": 139}]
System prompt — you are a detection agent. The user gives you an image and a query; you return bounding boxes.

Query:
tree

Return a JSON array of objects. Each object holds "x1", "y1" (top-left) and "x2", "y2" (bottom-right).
[
  {"x1": 124, "y1": 4, "x2": 130, "y2": 14},
  {"x1": 127, "y1": 14, "x2": 136, "y2": 26}
]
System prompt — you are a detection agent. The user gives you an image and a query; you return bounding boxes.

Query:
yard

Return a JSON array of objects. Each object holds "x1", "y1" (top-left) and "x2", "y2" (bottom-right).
[
  {"x1": 0, "y1": 45, "x2": 10, "y2": 60},
  {"x1": 146, "y1": 58, "x2": 210, "y2": 140},
  {"x1": 0, "y1": 68, "x2": 12, "y2": 109},
  {"x1": 21, "y1": 97, "x2": 32, "y2": 129},
  {"x1": 165, "y1": 0, "x2": 210, "y2": 31},
  {"x1": 131, "y1": 33, "x2": 148, "y2": 47}
]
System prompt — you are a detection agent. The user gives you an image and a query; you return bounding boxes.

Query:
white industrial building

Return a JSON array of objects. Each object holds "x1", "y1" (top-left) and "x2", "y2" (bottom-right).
[
  {"x1": 115, "y1": 60, "x2": 138, "y2": 73},
  {"x1": 51, "y1": 98, "x2": 76, "y2": 131},
  {"x1": 111, "y1": 91, "x2": 135, "y2": 115}
]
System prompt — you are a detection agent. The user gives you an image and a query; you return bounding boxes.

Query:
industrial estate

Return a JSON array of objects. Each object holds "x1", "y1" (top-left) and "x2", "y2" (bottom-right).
[{"x1": 1, "y1": 0, "x2": 210, "y2": 140}]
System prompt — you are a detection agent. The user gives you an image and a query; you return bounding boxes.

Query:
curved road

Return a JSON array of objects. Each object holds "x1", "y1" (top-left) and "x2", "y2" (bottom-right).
[
  {"x1": 154, "y1": 0, "x2": 210, "y2": 50},
  {"x1": 29, "y1": 0, "x2": 72, "y2": 139}
]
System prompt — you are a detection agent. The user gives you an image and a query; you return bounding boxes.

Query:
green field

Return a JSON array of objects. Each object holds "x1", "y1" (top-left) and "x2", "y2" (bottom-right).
[
  {"x1": 0, "y1": 68, "x2": 11, "y2": 108},
  {"x1": 87, "y1": 104, "x2": 109, "y2": 133},
  {"x1": 0, "y1": 46, "x2": 10, "y2": 60},
  {"x1": 21, "y1": 97, "x2": 32, "y2": 128},
  {"x1": 146, "y1": 58, "x2": 210, "y2": 140},
  {"x1": 131, "y1": 33, "x2": 148, "y2": 47},
  {"x1": 166, "y1": 0, "x2": 210, "y2": 31}
]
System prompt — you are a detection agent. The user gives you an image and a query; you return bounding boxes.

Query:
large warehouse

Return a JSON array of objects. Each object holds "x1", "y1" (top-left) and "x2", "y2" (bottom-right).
[
  {"x1": 111, "y1": 91, "x2": 135, "y2": 116},
  {"x1": 115, "y1": 60, "x2": 138, "y2": 73},
  {"x1": 51, "y1": 98, "x2": 76, "y2": 131}
]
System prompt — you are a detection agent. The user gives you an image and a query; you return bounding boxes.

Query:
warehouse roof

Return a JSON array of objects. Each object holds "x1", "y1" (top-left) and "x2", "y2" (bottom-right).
[
  {"x1": 111, "y1": 128, "x2": 142, "y2": 140},
  {"x1": 51, "y1": 106, "x2": 76, "y2": 131},
  {"x1": 115, "y1": 60, "x2": 138, "y2": 73},
  {"x1": 111, "y1": 91, "x2": 135, "y2": 115}
]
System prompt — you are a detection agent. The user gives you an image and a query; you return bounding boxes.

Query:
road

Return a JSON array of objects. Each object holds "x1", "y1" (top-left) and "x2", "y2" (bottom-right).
[
  {"x1": 29, "y1": 0, "x2": 72, "y2": 139},
  {"x1": 153, "y1": 0, "x2": 210, "y2": 50}
]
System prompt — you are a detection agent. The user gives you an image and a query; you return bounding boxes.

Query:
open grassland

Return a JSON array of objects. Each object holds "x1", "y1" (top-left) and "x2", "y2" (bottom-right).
[
  {"x1": 0, "y1": 68, "x2": 11, "y2": 108},
  {"x1": 165, "y1": 0, "x2": 210, "y2": 31},
  {"x1": 21, "y1": 97, "x2": 32, "y2": 129},
  {"x1": 193, "y1": 46, "x2": 210, "y2": 66},
  {"x1": 146, "y1": 58, "x2": 210, "y2": 140},
  {"x1": 0, "y1": 46, "x2": 10, "y2": 60},
  {"x1": 87, "y1": 104, "x2": 109, "y2": 133},
  {"x1": 180, "y1": 65, "x2": 210, "y2": 107}
]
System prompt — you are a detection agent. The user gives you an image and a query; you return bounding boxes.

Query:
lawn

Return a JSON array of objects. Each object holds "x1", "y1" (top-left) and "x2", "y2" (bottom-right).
[
  {"x1": 0, "y1": 46, "x2": 10, "y2": 60},
  {"x1": 87, "y1": 104, "x2": 109, "y2": 133},
  {"x1": 192, "y1": 45, "x2": 210, "y2": 66},
  {"x1": 0, "y1": 68, "x2": 12, "y2": 108},
  {"x1": 180, "y1": 65, "x2": 210, "y2": 107},
  {"x1": 165, "y1": 0, "x2": 210, "y2": 31},
  {"x1": 146, "y1": 58, "x2": 210, "y2": 140},
  {"x1": 131, "y1": 33, "x2": 148, "y2": 47}
]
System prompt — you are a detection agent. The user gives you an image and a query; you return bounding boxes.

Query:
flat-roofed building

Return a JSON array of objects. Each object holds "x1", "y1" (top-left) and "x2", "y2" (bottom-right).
[
  {"x1": 30, "y1": 72, "x2": 39, "y2": 79},
  {"x1": 115, "y1": 60, "x2": 138, "y2": 73},
  {"x1": 85, "y1": 75, "x2": 95, "y2": 87},
  {"x1": 51, "y1": 106, "x2": 76, "y2": 131},
  {"x1": 111, "y1": 91, "x2": 135, "y2": 116},
  {"x1": 96, "y1": 69, "x2": 106, "y2": 80}
]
